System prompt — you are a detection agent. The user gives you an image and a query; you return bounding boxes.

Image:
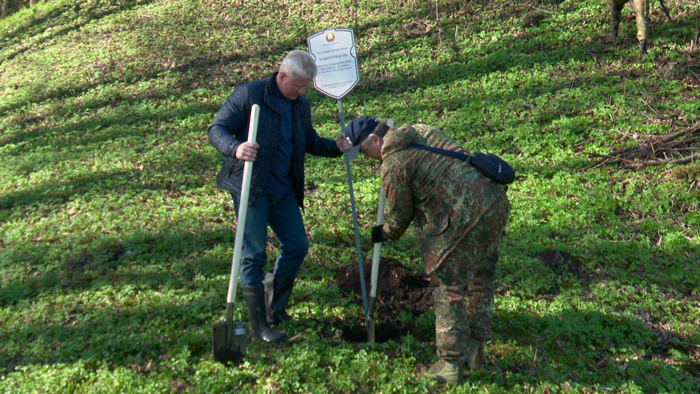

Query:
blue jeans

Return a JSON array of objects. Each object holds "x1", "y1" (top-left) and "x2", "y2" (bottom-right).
[{"x1": 232, "y1": 192, "x2": 309, "y2": 287}]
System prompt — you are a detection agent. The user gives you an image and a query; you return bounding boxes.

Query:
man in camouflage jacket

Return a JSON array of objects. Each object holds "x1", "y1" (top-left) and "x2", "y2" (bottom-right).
[
  {"x1": 346, "y1": 117, "x2": 511, "y2": 384},
  {"x1": 610, "y1": 0, "x2": 650, "y2": 54}
]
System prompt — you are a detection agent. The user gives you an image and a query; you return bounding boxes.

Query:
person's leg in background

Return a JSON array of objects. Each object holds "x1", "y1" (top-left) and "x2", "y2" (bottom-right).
[{"x1": 633, "y1": 0, "x2": 650, "y2": 54}]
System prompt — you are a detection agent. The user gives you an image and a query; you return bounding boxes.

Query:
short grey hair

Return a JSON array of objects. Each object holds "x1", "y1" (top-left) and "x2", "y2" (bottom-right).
[{"x1": 279, "y1": 50, "x2": 318, "y2": 80}]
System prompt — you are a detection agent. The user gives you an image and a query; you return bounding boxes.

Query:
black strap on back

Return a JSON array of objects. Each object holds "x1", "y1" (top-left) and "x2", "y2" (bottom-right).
[{"x1": 410, "y1": 143, "x2": 469, "y2": 162}]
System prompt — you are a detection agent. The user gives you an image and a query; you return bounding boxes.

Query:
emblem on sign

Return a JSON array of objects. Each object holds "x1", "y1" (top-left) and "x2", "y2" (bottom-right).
[{"x1": 307, "y1": 28, "x2": 360, "y2": 100}]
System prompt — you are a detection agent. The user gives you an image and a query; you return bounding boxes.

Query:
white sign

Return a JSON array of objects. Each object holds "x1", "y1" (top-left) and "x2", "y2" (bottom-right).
[{"x1": 307, "y1": 28, "x2": 360, "y2": 100}]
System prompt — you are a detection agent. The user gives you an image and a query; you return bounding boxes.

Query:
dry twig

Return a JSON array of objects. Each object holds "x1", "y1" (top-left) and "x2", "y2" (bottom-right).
[{"x1": 579, "y1": 124, "x2": 699, "y2": 172}]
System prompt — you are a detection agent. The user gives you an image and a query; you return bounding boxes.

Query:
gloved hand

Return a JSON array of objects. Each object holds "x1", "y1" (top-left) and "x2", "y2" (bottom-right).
[{"x1": 371, "y1": 225, "x2": 385, "y2": 243}]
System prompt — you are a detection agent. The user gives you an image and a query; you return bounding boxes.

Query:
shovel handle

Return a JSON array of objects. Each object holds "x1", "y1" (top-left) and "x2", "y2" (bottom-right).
[
  {"x1": 368, "y1": 118, "x2": 393, "y2": 344},
  {"x1": 369, "y1": 186, "x2": 386, "y2": 299},
  {"x1": 227, "y1": 104, "x2": 260, "y2": 305},
  {"x1": 369, "y1": 117, "x2": 392, "y2": 299}
]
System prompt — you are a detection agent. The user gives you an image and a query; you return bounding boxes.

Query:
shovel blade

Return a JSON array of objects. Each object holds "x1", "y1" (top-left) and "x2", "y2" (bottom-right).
[{"x1": 212, "y1": 320, "x2": 247, "y2": 366}]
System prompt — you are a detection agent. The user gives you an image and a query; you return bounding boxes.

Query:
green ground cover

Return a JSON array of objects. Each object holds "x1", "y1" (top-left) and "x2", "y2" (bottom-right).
[{"x1": 1, "y1": 0, "x2": 699, "y2": 392}]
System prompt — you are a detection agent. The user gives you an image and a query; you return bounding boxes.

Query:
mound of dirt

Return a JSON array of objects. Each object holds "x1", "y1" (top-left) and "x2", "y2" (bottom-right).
[{"x1": 333, "y1": 257, "x2": 433, "y2": 320}]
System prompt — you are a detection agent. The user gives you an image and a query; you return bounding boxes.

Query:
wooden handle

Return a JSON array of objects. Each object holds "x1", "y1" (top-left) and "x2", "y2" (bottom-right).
[
  {"x1": 369, "y1": 117, "x2": 392, "y2": 298},
  {"x1": 226, "y1": 104, "x2": 260, "y2": 304},
  {"x1": 369, "y1": 186, "x2": 386, "y2": 298}
]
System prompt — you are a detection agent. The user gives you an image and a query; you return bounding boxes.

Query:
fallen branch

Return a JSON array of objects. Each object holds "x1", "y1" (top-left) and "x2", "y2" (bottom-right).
[
  {"x1": 659, "y1": 124, "x2": 700, "y2": 144},
  {"x1": 579, "y1": 124, "x2": 699, "y2": 172},
  {"x1": 622, "y1": 154, "x2": 700, "y2": 170},
  {"x1": 585, "y1": 153, "x2": 636, "y2": 164},
  {"x1": 526, "y1": 4, "x2": 555, "y2": 14}
]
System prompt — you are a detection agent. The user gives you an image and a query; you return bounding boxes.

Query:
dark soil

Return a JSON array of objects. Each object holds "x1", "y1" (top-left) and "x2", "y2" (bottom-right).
[
  {"x1": 332, "y1": 257, "x2": 434, "y2": 343},
  {"x1": 535, "y1": 250, "x2": 581, "y2": 276}
]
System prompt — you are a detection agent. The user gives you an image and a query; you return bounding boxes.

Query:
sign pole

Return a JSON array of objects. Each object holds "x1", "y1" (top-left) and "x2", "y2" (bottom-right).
[
  {"x1": 308, "y1": 28, "x2": 368, "y2": 335},
  {"x1": 338, "y1": 99, "x2": 369, "y2": 330}
]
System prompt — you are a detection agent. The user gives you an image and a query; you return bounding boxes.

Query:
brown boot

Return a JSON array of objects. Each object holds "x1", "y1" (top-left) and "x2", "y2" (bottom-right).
[{"x1": 426, "y1": 360, "x2": 463, "y2": 385}]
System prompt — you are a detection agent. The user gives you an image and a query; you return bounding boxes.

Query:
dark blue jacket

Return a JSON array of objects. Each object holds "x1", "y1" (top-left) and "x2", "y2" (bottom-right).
[{"x1": 208, "y1": 73, "x2": 342, "y2": 208}]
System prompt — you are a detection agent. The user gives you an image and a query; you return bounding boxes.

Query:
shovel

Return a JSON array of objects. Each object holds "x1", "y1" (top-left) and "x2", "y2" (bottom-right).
[
  {"x1": 368, "y1": 117, "x2": 392, "y2": 345},
  {"x1": 212, "y1": 104, "x2": 260, "y2": 366}
]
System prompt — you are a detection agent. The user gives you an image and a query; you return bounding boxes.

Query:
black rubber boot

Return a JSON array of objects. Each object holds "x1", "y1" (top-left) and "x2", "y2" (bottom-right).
[
  {"x1": 639, "y1": 40, "x2": 647, "y2": 55},
  {"x1": 242, "y1": 286, "x2": 287, "y2": 343},
  {"x1": 264, "y1": 273, "x2": 295, "y2": 325}
]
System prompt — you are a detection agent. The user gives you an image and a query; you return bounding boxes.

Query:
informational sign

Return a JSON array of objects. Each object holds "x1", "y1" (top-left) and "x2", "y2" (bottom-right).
[{"x1": 307, "y1": 28, "x2": 360, "y2": 100}]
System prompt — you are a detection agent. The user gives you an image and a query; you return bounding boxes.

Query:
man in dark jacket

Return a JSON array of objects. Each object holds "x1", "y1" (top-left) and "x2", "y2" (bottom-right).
[
  {"x1": 208, "y1": 50, "x2": 353, "y2": 344},
  {"x1": 348, "y1": 118, "x2": 510, "y2": 385}
]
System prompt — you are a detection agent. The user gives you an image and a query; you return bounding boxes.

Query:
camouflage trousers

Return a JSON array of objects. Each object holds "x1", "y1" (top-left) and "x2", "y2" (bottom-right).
[
  {"x1": 429, "y1": 194, "x2": 510, "y2": 362},
  {"x1": 611, "y1": 0, "x2": 650, "y2": 41}
]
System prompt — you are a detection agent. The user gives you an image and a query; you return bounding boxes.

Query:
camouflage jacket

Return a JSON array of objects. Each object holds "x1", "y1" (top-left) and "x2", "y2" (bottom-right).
[{"x1": 380, "y1": 124, "x2": 509, "y2": 273}]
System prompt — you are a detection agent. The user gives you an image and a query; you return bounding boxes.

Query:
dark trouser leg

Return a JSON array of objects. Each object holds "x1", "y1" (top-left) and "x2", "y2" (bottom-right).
[
  {"x1": 427, "y1": 269, "x2": 467, "y2": 385},
  {"x1": 231, "y1": 193, "x2": 287, "y2": 343},
  {"x1": 267, "y1": 193, "x2": 309, "y2": 279},
  {"x1": 263, "y1": 193, "x2": 308, "y2": 324},
  {"x1": 465, "y1": 259, "x2": 497, "y2": 370},
  {"x1": 466, "y1": 259, "x2": 497, "y2": 344},
  {"x1": 431, "y1": 276, "x2": 470, "y2": 362},
  {"x1": 232, "y1": 193, "x2": 271, "y2": 287}
]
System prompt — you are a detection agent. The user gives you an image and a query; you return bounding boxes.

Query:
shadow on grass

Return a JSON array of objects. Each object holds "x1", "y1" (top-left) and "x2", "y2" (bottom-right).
[
  {"x1": 1, "y1": 0, "x2": 152, "y2": 63},
  {"x1": 1, "y1": 221, "x2": 698, "y2": 391},
  {"x1": 1, "y1": 68, "x2": 223, "y2": 151},
  {"x1": 0, "y1": 229, "x2": 235, "y2": 306},
  {"x1": 0, "y1": 145, "x2": 218, "y2": 211},
  {"x1": 0, "y1": 227, "x2": 242, "y2": 370},
  {"x1": 0, "y1": 0, "x2": 653, "y2": 146},
  {"x1": 1, "y1": 3, "x2": 305, "y2": 128},
  {"x1": 491, "y1": 308, "x2": 700, "y2": 392},
  {"x1": 2, "y1": 301, "x2": 216, "y2": 371}
]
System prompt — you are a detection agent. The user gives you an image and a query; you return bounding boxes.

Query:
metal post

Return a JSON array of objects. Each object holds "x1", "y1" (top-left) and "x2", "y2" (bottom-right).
[{"x1": 338, "y1": 99, "x2": 369, "y2": 332}]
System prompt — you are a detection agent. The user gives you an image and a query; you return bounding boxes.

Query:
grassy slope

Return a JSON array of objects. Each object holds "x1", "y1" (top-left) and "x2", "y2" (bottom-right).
[{"x1": 1, "y1": 0, "x2": 699, "y2": 392}]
